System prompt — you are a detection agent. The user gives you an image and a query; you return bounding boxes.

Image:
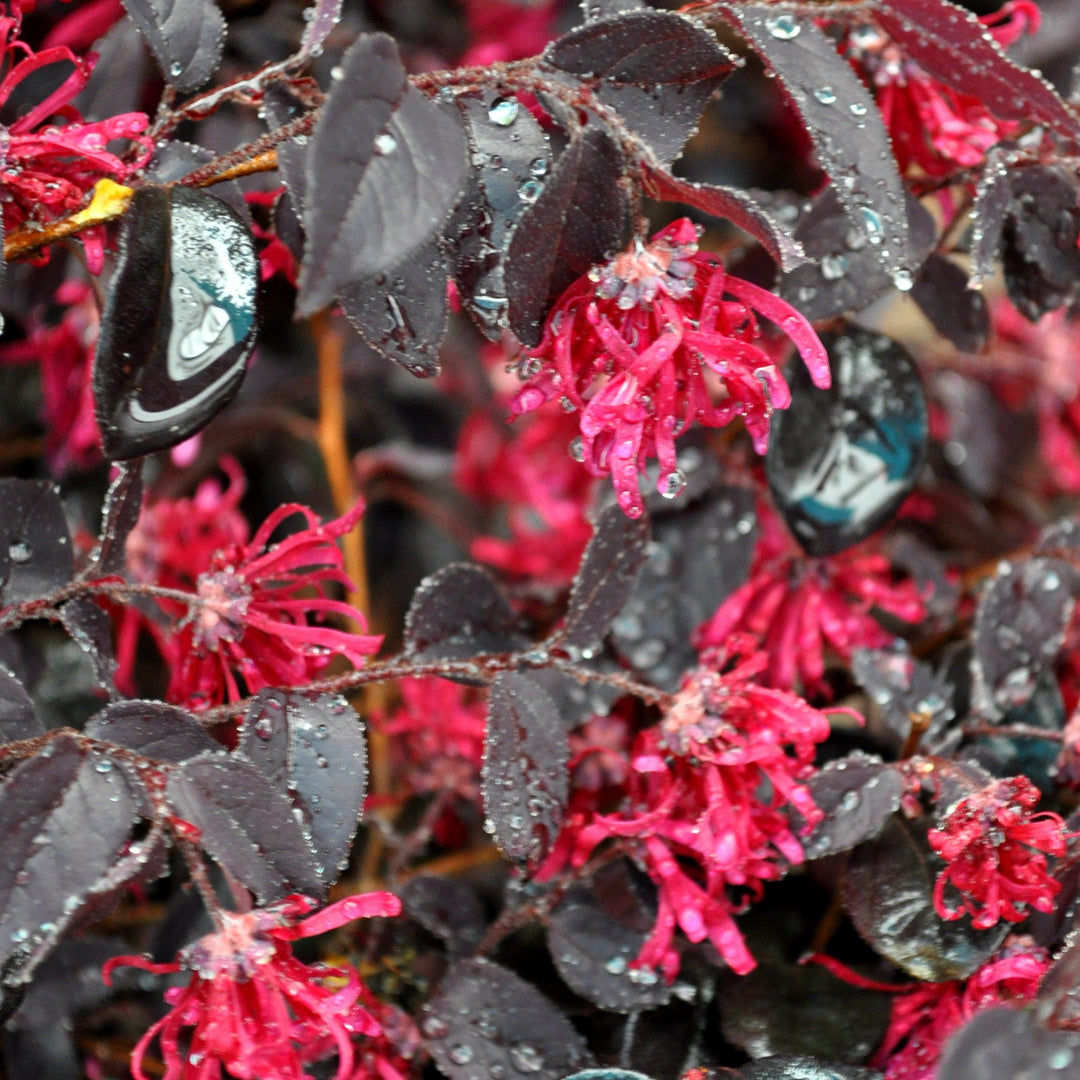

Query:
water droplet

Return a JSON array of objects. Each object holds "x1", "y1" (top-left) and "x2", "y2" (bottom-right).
[
  {"x1": 765, "y1": 14, "x2": 801, "y2": 39},
  {"x1": 569, "y1": 436, "x2": 585, "y2": 462},
  {"x1": 423, "y1": 1015, "x2": 449, "y2": 1038},
  {"x1": 509, "y1": 1043, "x2": 544, "y2": 1073},
  {"x1": 1048, "y1": 1047, "x2": 1074, "y2": 1070},
  {"x1": 8, "y1": 540, "x2": 30, "y2": 563},
  {"x1": 660, "y1": 468, "x2": 687, "y2": 499},
  {"x1": 374, "y1": 132, "x2": 397, "y2": 156},
  {"x1": 94, "y1": 759, "x2": 113, "y2": 774},
  {"x1": 314, "y1": 723, "x2": 329, "y2": 740},
  {"x1": 820, "y1": 253, "x2": 848, "y2": 281},
  {"x1": 448, "y1": 1043, "x2": 474, "y2": 1065},
  {"x1": 254, "y1": 716, "x2": 275, "y2": 740},
  {"x1": 604, "y1": 955, "x2": 627, "y2": 975},
  {"x1": 488, "y1": 97, "x2": 519, "y2": 126},
  {"x1": 518, "y1": 178, "x2": 543, "y2": 203},
  {"x1": 529, "y1": 157, "x2": 548, "y2": 176},
  {"x1": 849, "y1": 102, "x2": 868, "y2": 117},
  {"x1": 892, "y1": 268, "x2": 914, "y2": 292},
  {"x1": 860, "y1": 207, "x2": 885, "y2": 245},
  {"x1": 315, "y1": 755, "x2": 329, "y2": 769},
  {"x1": 169, "y1": 61, "x2": 183, "y2": 78},
  {"x1": 814, "y1": 86, "x2": 837, "y2": 105}
]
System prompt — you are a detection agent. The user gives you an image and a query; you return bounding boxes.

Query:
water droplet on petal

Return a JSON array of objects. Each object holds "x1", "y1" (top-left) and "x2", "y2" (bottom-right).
[{"x1": 659, "y1": 468, "x2": 687, "y2": 499}]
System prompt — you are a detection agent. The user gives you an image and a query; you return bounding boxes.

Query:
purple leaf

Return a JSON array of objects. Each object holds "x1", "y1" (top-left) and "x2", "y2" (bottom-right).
[
  {"x1": 0, "y1": 735, "x2": 141, "y2": 986},
  {"x1": 563, "y1": 504, "x2": 650, "y2": 650},
  {"x1": 87, "y1": 462, "x2": 143, "y2": 578},
  {"x1": 875, "y1": 0, "x2": 1080, "y2": 144},
  {"x1": 911, "y1": 255, "x2": 989, "y2": 354},
  {"x1": 263, "y1": 84, "x2": 310, "y2": 216},
  {"x1": 971, "y1": 557, "x2": 1077, "y2": 719},
  {"x1": 640, "y1": 166, "x2": 806, "y2": 272},
  {"x1": 546, "y1": 11, "x2": 739, "y2": 165},
  {"x1": 144, "y1": 140, "x2": 250, "y2": 222},
  {"x1": 404, "y1": 563, "x2": 527, "y2": 662},
  {"x1": 447, "y1": 92, "x2": 552, "y2": 338},
  {"x1": 297, "y1": 0, "x2": 342, "y2": 62},
  {"x1": 422, "y1": 957, "x2": 592, "y2": 1080},
  {"x1": 237, "y1": 689, "x2": 367, "y2": 883},
  {"x1": 339, "y1": 234, "x2": 450, "y2": 378},
  {"x1": 84, "y1": 700, "x2": 217, "y2": 762},
  {"x1": 936, "y1": 1007, "x2": 1080, "y2": 1080},
  {"x1": 482, "y1": 672, "x2": 568, "y2": 866},
  {"x1": 59, "y1": 599, "x2": 116, "y2": 697},
  {"x1": 121, "y1": 0, "x2": 225, "y2": 92},
  {"x1": 741, "y1": 1060, "x2": 882, "y2": 1080},
  {"x1": 0, "y1": 666, "x2": 41, "y2": 743},
  {"x1": 843, "y1": 815, "x2": 1007, "y2": 981},
  {"x1": 800, "y1": 751, "x2": 905, "y2": 859},
  {"x1": 929, "y1": 372, "x2": 1007, "y2": 499},
  {"x1": 297, "y1": 33, "x2": 467, "y2": 317},
  {"x1": 0, "y1": 479, "x2": 72, "y2": 606},
  {"x1": 718, "y1": 6, "x2": 911, "y2": 280},
  {"x1": 92, "y1": 186, "x2": 259, "y2": 461},
  {"x1": 400, "y1": 875, "x2": 487, "y2": 956},
  {"x1": 968, "y1": 150, "x2": 1014, "y2": 291},
  {"x1": 506, "y1": 127, "x2": 630, "y2": 347},
  {"x1": 165, "y1": 751, "x2": 323, "y2": 902},
  {"x1": 581, "y1": 0, "x2": 646, "y2": 20}
]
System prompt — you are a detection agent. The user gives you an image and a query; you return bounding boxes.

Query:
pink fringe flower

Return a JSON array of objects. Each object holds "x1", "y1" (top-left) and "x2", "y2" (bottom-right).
[
  {"x1": 539, "y1": 641, "x2": 834, "y2": 979},
  {"x1": 104, "y1": 892, "x2": 403, "y2": 1080},
  {"x1": 695, "y1": 504, "x2": 926, "y2": 695},
  {"x1": 927, "y1": 776, "x2": 1066, "y2": 930},
  {"x1": 511, "y1": 219, "x2": 830, "y2": 518}
]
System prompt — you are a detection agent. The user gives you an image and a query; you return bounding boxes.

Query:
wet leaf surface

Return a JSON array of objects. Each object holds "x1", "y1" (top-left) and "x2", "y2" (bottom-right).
[
  {"x1": 0, "y1": 480, "x2": 72, "y2": 606},
  {"x1": 121, "y1": 0, "x2": 225, "y2": 92},
  {"x1": 87, "y1": 462, "x2": 143, "y2": 577},
  {"x1": 0, "y1": 666, "x2": 41, "y2": 744},
  {"x1": 84, "y1": 700, "x2": 216, "y2": 762},
  {"x1": 936, "y1": 1007, "x2": 1080, "y2": 1080},
  {"x1": 911, "y1": 255, "x2": 989, "y2": 353},
  {"x1": 58, "y1": 599, "x2": 116, "y2": 697}
]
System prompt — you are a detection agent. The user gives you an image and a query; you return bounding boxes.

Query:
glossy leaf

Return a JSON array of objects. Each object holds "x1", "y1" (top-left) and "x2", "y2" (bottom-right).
[
  {"x1": 399, "y1": 875, "x2": 487, "y2": 956},
  {"x1": 0, "y1": 735, "x2": 141, "y2": 986},
  {"x1": 58, "y1": 599, "x2": 116, "y2": 696},
  {"x1": 741, "y1": 1060, "x2": 882, "y2": 1080},
  {"x1": 911, "y1": 255, "x2": 989, "y2": 353},
  {"x1": 0, "y1": 666, "x2": 41, "y2": 744},
  {"x1": 843, "y1": 816, "x2": 1007, "y2": 981},
  {"x1": 483, "y1": 672, "x2": 567, "y2": 867},
  {"x1": 447, "y1": 91, "x2": 552, "y2": 338},
  {"x1": 87, "y1": 462, "x2": 143, "y2": 577},
  {"x1": 297, "y1": 0, "x2": 342, "y2": 62},
  {"x1": 968, "y1": 150, "x2": 1013, "y2": 291},
  {"x1": 563, "y1": 504, "x2": 650, "y2": 650},
  {"x1": 237, "y1": 689, "x2": 367, "y2": 882},
  {"x1": 0, "y1": 479, "x2": 72, "y2": 606},
  {"x1": 93, "y1": 185, "x2": 259, "y2": 460},
  {"x1": 422, "y1": 957, "x2": 591, "y2": 1080},
  {"x1": 297, "y1": 33, "x2": 466, "y2": 317},
  {"x1": 121, "y1": 0, "x2": 225, "y2": 92},
  {"x1": 506, "y1": 127, "x2": 630, "y2": 347},
  {"x1": 84, "y1": 700, "x2": 216, "y2": 762},
  {"x1": 546, "y1": 11, "x2": 738, "y2": 165},
  {"x1": 165, "y1": 751, "x2": 323, "y2": 903},
  {"x1": 936, "y1": 1007, "x2": 1080, "y2": 1080},
  {"x1": 581, "y1": 0, "x2": 646, "y2": 20},
  {"x1": 971, "y1": 557, "x2": 1077, "y2": 719},
  {"x1": 719, "y1": 6, "x2": 910, "y2": 280}
]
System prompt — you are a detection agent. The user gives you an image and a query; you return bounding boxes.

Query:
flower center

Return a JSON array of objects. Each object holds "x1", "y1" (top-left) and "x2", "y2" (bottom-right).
[
  {"x1": 192, "y1": 568, "x2": 252, "y2": 650},
  {"x1": 590, "y1": 228, "x2": 700, "y2": 310}
]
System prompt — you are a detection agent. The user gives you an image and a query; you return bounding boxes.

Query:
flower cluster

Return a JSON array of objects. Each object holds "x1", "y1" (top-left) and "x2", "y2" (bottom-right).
[
  {"x1": 0, "y1": 1, "x2": 150, "y2": 270},
  {"x1": 539, "y1": 641, "x2": 834, "y2": 978},
  {"x1": 119, "y1": 464, "x2": 381, "y2": 708},
  {"x1": 843, "y1": 1, "x2": 1039, "y2": 178},
  {"x1": 695, "y1": 503, "x2": 927, "y2": 695},
  {"x1": 104, "y1": 892, "x2": 406, "y2": 1080},
  {"x1": 511, "y1": 218, "x2": 830, "y2": 519},
  {"x1": 927, "y1": 776, "x2": 1067, "y2": 929}
]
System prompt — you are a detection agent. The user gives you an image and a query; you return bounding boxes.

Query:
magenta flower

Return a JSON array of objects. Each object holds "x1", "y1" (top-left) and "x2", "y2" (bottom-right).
[
  {"x1": 0, "y1": 3, "x2": 150, "y2": 268},
  {"x1": 539, "y1": 641, "x2": 834, "y2": 978},
  {"x1": 511, "y1": 218, "x2": 830, "y2": 518},
  {"x1": 927, "y1": 776, "x2": 1066, "y2": 930},
  {"x1": 695, "y1": 502, "x2": 926, "y2": 695},
  {"x1": 104, "y1": 892, "x2": 403, "y2": 1080}
]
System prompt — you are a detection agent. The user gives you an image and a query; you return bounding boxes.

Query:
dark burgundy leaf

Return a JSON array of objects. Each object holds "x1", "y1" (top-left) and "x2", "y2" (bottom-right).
[
  {"x1": 612, "y1": 487, "x2": 756, "y2": 690},
  {"x1": 0, "y1": 666, "x2": 41, "y2": 743},
  {"x1": 263, "y1": 85, "x2": 311, "y2": 217},
  {"x1": 237, "y1": 689, "x2": 367, "y2": 882},
  {"x1": 718, "y1": 960, "x2": 892, "y2": 1064},
  {"x1": 546, "y1": 12, "x2": 738, "y2": 165},
  {"x1": 801, "y1": 752, "x2": 905, "y2": 860},
  {"x1": 297, "y1": 0, "x2": 342, "y2": 61},
  {"x1": 1038, "y1": 937, "x2": 1080, "y2": 1024},
  {"x1": 971, "y1": 557, "x2": 1077, "y2": 719},
  {"x1": 875, "y1": 0, "x2": 1080, "y2": 144},
  {"x1": 780, "y1": 189, "x2": 935, "y2": 320},
  {"x1": 741, "y1": 1060, "x2": 882, "y2": 1080},
  {"x1": 7, "y1": 936, "x2": 119, "y2": 1030},
  {"x1": 93, "y1": 186, "x2": 259, "y2": 460},
  {"x1": 581, "y1": 0, "x2": 646, "y2": 20},
  {"x1": 400, "y1": 875, "x2": 487, "y2": 956},
  {"x1": 936, "y1": 1007, "x2": 1080, "y2": 1080},
  {"x1": 88, "y1": 461, "x2": 143, "y2": 577},
  {"x1": 1002, "y1": 165, "x2": 1080, "y2": 321},
  {"x1": 968, "y1": 150, "x2": 1014, "y2": 290},
  {"x1": 339, "y1": 234, "x2": 449, "y2": 378},
  {"x1": 0, "y1": 735, "x2": 140, "y2": 986},
  {"x1": 298, "y1": 33, "x2": 467, "y2": 316},
  {"x1": 2, "y1": 1025, "x2": 80, "y2": 1080},
  {"x1": 144, "y1": 140, "x2": 250, "y2": 222},
  {"x1": 767, "y1": 329, "x2": 928, "y2": 557},
  {"x1": 165, "y1": 751, "x2": 323, "y2": 903},
  {"x1": 911, "y1": 255, "x2": 989, "y2": 353},
  {"x1": 852, "y1": 644, "x2": 956, "y2": 753},
  {"x1": 563, "y1": 504, "x2": 650, "y2": 650},
  {"x1": 422, "y1": 957, "x2": 591, "y2": 1080},
  {"x1": 58, "y1": 599, "x2": 115, "y2": 696},
  {"x1": 843, "y1": 816, "x2": 1007, "y2": 981},
  {"x1": 447, "y1": 92, "x2": 552, "y2": 338},
  {"x1": 719, "y1": 6, "x2": 910, "y2": 281},
  {"x1": 404, "y1": 563, "x2": 527, "y2": 661},
  {"x1": 0, "y1": 479, "x2": 72, "y2": 606},
  {"x1": 120, "y1": 0, "x2": 225, "y2": 92},
  {"x1": 506, "y1": 127, "x2": 630, "y2": 347},
  {"x1": 640, "y1": 165, "x2": 807, "y2": 272},
  {"x1": 482, "y1": 672, "x2": 567, "y2": 866},
  {"x1": 84, "y1": 700, "x2": 216, "y2": 762},
  {"x1": 929, "y1": 372, "x2": 1007, "y2": 499},
  {"x1": 547, "y1": 884, "x2": 671, "y2": 1011}
]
